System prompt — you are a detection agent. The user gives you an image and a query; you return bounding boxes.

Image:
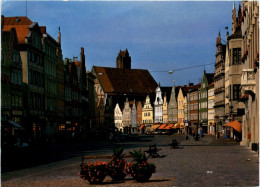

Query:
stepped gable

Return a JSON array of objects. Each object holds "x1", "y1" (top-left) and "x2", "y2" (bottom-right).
[{"x1": 93, "y1": 66, "x2": 158, "y2": 95}]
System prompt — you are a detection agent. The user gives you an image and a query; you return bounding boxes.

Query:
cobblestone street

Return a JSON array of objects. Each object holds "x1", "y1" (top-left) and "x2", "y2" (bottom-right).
[{"x1": 2, "y1": 135, "x2": 259, "y2": 187}]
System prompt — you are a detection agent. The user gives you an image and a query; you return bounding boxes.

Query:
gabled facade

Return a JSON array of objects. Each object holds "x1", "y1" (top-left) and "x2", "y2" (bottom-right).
[
  {"x1": 163, "y1": 94, "x2": 168, "y2": 123},
  {"x1": 199, "y1": 71, "x2": 214, "y2": 133},
  {"x1": 1, "y1": 27, "x2": 24, "y2": 136},
  {"x1": 56, "y1": 29, "x2": 65, "y2": 132},
  {"x1": 114, "y1": 103, "x2": 123, "y2": 132},
  {"x1": 41, "y1": 27, "x2": 59, "y2": 137},
  {"x1": 167, "y1": 83, "x2": 178, "y2": 123},
  {"x1": 154, "y1": 84, "x2": 163, "y2": 123},
  {"x1": 142, "y1": 95, "x2": 153, "y2": 126},
  {"x1": 131, "y1": 101, "x2": 138, "y2": 133},
  {"x1": 177, "y1": 88, "x2": 185, "y2": 124},
  {"x1": 122, "y1": 98, "x2": 131, "y2": 133},
  {"x1": 3, "y1": 17, "x2": 46, "y2": 139}
]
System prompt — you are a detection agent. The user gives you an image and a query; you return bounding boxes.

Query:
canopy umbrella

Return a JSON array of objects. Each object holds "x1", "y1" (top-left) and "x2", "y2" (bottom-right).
[
  {"x1": 223, "y1": 120, "x2": 242, "y2": 133},
  {"x1": 173, "y1": 123, "x2": 185, "y2": 129},
  {"x1": 158, "y1": 124, "x2": 167, "y2": 129},
  {"x1": 164, "y1": 124, "x2": 174, "y2": 129}
]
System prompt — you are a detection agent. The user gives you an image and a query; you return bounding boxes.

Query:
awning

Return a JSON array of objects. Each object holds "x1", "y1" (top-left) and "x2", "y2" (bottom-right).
[
  {"x1": 139, "y1": 124, "x2": 145, "y2": 130},
  {"x1": 224, "y1": 120, "x2": 242, "y2": 133},
  {"x1": 151, "y1": 124, "x2": 160, "y2": 130},
  {"x1": 174, "y1": 123, "x2": 185, "y2": 129},
  {"x1": 158, "y1": 124, "x2": 167, "y2": 129},
  {"x1": 8, "y1": 120, "x2": 22, "y2": 128},
  {"x1": 164, "y1": 124, "x2": 174, "y2": 129}
]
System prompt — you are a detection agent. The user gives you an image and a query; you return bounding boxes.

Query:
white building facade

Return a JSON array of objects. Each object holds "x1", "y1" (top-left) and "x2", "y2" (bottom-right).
[
  {"x1": 114, "y1": 103, "x2": 123, "y2": 132},
  {"x1": 154, "y1": 85, "x2": 163, "y2": 123}
]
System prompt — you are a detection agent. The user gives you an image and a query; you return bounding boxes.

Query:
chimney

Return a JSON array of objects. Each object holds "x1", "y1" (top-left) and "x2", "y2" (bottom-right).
[
  {"x1": 73, "y1": 57, "x2": 78, "y2": 62},
  {"x1": 16, "y1": 17, "x2": 19, "y2": 23},
  {"x1": 40, "y1": 26, "x2": 46, "y2": 34}
]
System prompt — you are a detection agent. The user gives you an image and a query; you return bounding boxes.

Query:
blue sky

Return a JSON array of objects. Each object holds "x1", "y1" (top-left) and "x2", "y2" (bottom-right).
[{"x1": 2, "y1": 1, "x2": 236, "y2": 86}]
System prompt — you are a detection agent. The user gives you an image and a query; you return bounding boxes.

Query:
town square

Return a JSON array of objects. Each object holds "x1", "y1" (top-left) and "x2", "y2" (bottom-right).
[{"x1": 1, "y1": 0, "x2": 259, "y2": 186}]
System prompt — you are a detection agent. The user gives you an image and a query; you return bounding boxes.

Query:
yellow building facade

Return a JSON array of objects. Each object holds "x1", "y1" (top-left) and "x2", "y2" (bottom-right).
[
  {"x1": 163, "y1": 95, "x2": 168, "y2": 123},
  {"x1": 142, "y1": 95, "x2": 153, "y2": 131}
]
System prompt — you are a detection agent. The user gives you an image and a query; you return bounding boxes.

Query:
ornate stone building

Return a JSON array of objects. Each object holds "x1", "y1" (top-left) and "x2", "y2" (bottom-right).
[
  {"x1": 131, "y1": 101, "x2": 138, "y2": 133},
  {"x1": 154, "y1": 84, "x2": 163, "y2": 123},
  {"x1": 1, "y1": 26, "x2": 24, "y2": 137},
  {"x1": 122, "y1": 98, "x2": 131, "y2": 133},
  {"x1": 114, "y1": 103, "x2": 123, "y2": 132},
  {"x1": 224, "y1": 3, "x2": 245, "y2": 138},
  {"x1": 214, "y1": 32, "x2": 226, "y2": 133},
  {"x1": 240, "y1": 0, "x2": 259, "y2": 147}
]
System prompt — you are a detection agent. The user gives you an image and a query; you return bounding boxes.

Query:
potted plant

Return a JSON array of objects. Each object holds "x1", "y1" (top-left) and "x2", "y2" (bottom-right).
[
  {"x1": 80, "y1": 161, "x2": 108, "y2": 184},
  {"x1": 127, "y1": 149, "x2": 156, "y2": 182},
  {"x1": 108, "y1": 147, "x2": 127, "y2": 181}
]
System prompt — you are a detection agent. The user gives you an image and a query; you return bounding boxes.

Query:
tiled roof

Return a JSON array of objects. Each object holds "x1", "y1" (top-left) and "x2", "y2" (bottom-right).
[
  {"x1": 188, "y1": 83, "x2": 201, "y2": 92},
  {"x1": 207, "y1": 81, "x2": 214, "y2": 88},
  {"x1": 3, "y1": 25, "x2": 29, "y2": 44},
  {"x1": 3, "y1": 16, "x2": 32, "y2": 25},
  {"x1": 93, "y1": 66, "x2": 158, "y2": 95}
]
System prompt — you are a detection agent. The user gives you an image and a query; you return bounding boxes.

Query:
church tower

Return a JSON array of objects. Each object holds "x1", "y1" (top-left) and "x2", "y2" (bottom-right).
[{"x1": 116, "y1": 48, "x2": 131, "y2": 69}]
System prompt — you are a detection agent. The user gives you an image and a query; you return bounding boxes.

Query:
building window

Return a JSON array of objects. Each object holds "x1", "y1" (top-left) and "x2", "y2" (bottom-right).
[
  {"x1": 233, "y1": 84, "x2": 241, "y2": 100},
  {"x1": 233, "y1": 48, "x2": 241, "y2": 65}
]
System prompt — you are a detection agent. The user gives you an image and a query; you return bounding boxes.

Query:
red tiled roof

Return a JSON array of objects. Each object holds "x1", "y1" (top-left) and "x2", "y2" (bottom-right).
[
  {"x1": 93, "y1": 66, "x2": 158, "y2": 95},
  {"x1": 3, "y1": 25, "x2": 29, "y2": 44},
  {"x1": 207, "y1": 81, "x2": 214, "y2": 88},
  {"x1": 3, "y1": 16, "x2": 32, "y2": 25}
]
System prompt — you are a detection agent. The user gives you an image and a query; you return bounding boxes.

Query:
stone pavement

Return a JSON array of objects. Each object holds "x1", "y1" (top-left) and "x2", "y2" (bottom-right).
[{"x1": 2, "y1": 135, "x2": 259, "y2": 187}]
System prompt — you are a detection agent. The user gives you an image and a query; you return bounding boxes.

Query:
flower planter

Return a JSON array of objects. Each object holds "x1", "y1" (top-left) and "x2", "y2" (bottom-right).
[
  {"x1": 108, "y1": 158, "x2": 127, "y2": 181},
  {"x1": 109, "y1": 170, "x2": 126, "y2": 181},
  {"x1": 133, "y1": 171, "x2": 153, "y2": 182},
  {"x1": 126, "y1": 161, "x2": 156, "y2": 182},
  {"x1": 86, "y1": 171, "x2": 107, "y2": 184},
  {"x1": 80, "y1": 161, "x2": 108, "y2": 184}
]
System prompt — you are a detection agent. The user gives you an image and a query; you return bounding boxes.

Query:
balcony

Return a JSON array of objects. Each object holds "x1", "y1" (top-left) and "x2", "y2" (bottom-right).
[{"x1": 241, "y1": 69, "x2": 256, "y2": 96}]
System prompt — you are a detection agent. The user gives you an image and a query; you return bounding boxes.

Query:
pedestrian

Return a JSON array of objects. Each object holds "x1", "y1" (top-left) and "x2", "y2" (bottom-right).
[{"x1": 216, "y1": 131, "x2": 218, "y2": 140}]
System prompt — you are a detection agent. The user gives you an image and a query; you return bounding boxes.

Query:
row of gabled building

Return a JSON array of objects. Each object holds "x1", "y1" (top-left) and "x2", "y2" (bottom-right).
[
  {"x1": 110, "y1": 71, "x2": 215, "y2": 135},
  {"x1": 1, "y1": 16, "x2": 96, "y2": 143},
  {"x1": 93, "y1": 1, "x2": 259, "y2": 150}
]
